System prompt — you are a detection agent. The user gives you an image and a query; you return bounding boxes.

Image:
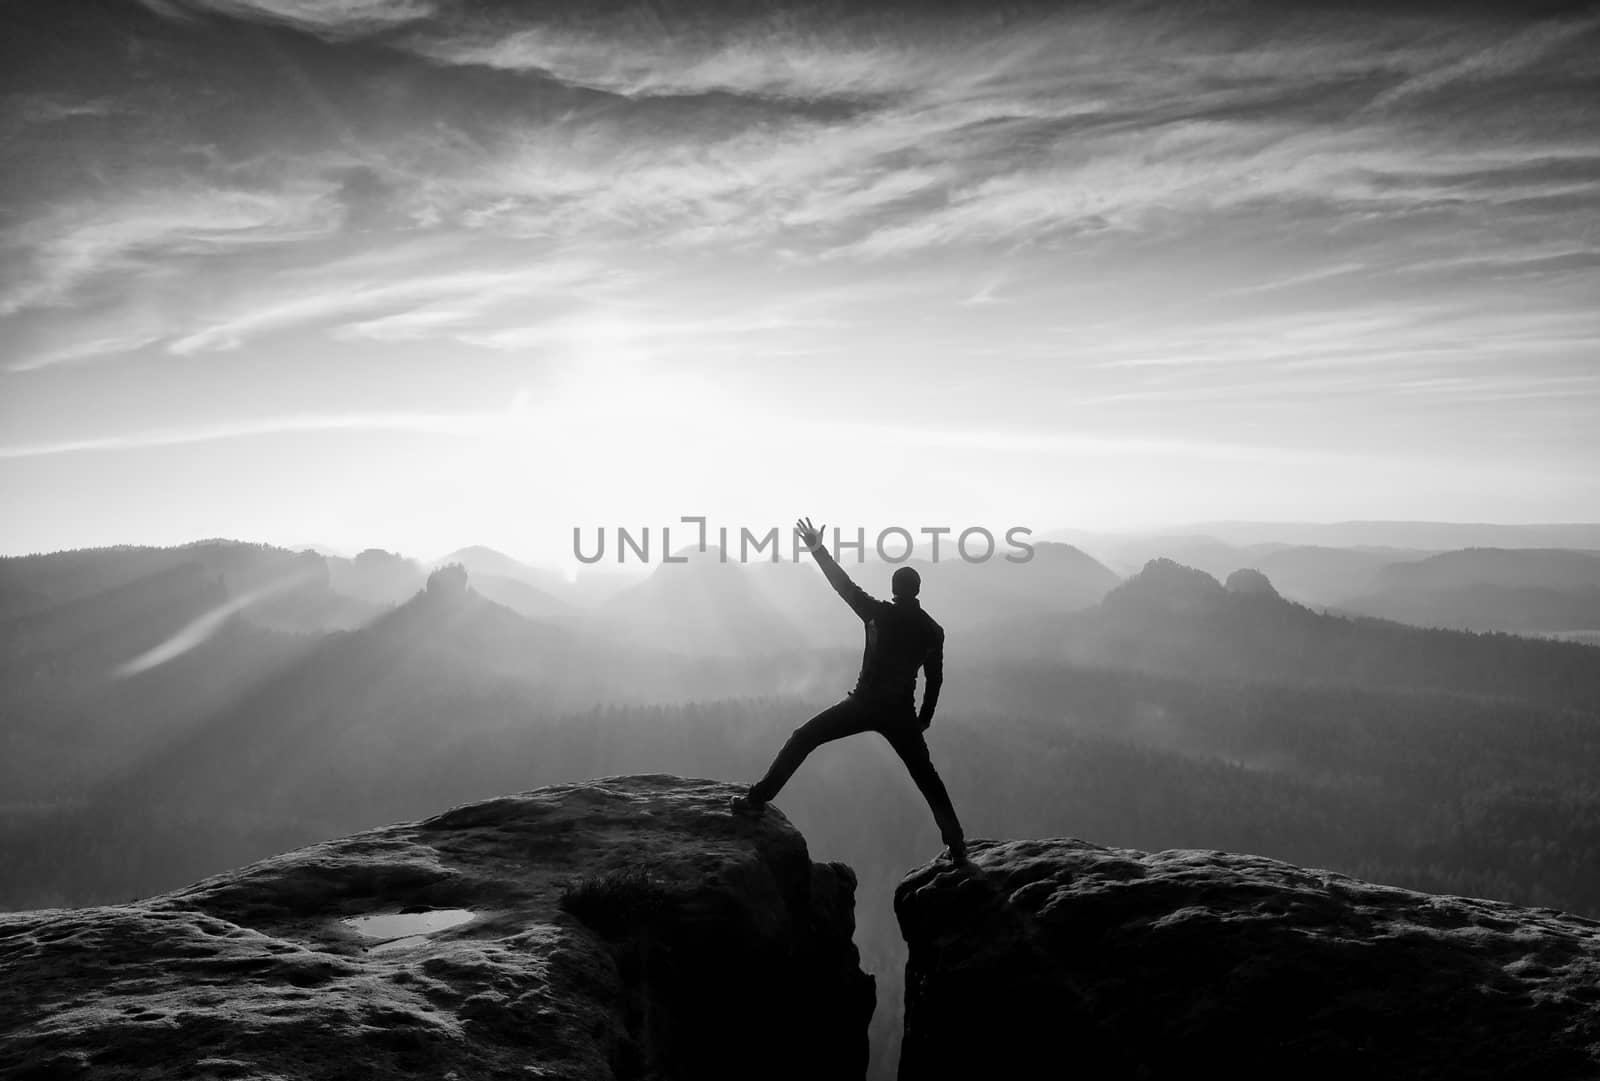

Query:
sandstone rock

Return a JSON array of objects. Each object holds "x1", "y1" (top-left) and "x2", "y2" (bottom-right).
[
  {"x1": 0, "y1": 775, "x2": 873, "y2": 1080},
  {"x1": 896, "y1": 838, "x2": 1600, "y2": 1080},
  {"x1": 1225, "y1": 567, "x2": 1279, "y2": 597}
]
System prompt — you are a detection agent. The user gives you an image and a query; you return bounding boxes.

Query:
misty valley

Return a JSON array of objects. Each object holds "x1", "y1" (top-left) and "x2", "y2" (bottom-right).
[{"x1": 4, "y1": 533, "x2": 1600, "y2": 1076}]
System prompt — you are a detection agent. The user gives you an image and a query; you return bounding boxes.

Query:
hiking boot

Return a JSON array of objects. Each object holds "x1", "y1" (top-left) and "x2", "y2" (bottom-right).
[{"x1": 729, "y1": 793, "x2": 766, "y2": 817}]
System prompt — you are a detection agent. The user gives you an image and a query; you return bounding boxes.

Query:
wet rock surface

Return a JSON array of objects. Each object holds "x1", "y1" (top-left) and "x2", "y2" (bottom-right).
[{"x1": 0, "y1": 775, "x2": 873, "y2": 1080}]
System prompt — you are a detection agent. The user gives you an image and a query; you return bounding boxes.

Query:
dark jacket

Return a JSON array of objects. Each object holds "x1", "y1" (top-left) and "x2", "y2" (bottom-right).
[{"x1": 810, "y1": 545, "x2": 944, "y2": 723}]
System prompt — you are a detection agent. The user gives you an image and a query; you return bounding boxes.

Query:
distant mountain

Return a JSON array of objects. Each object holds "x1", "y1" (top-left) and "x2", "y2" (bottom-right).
[
  {"x1": 1338, "y1": 583, "x2": 1600, "y2": 634},
  {"x1": 1178, "y1": 521, "x2": 1600, "y2": 551},
  {"x1": 0, "y1": 562, "x2": 228, "y2": 673},
  {"x1": 1246, "y1": 545, "x2": 1426, "y2": 606},
  {"x1": 736, "y1": 541, "x2": 1119, "y2": 639},
  {"x1": 90, "y1": 576, "x2": 582, "y2": 829},
  {"x1": 1326, "y1": 549, "x2": 1600, "y2": 634},
  {"x1": 0, "y1": 541, "x2": 380, "y2": 632},
  {"x1": 432, "y1": 546, "x2": 560, "y2": 589},
  {"x1": 0, "y1": 545, "x2": 197, "y2": 618},
  {"x1": 1048, "y1": 532, "x2": 1436, "y2": 603},
  {"x1": 470, "y1": 573, "x2": 571, "y2": 621},
  {"x1": 1061, "y1": 542, "x2": 1600, "y2": 619},
  {"x1": 0, "y1": 562, "x2": 308, "y2": 802},
  {"x1": 1373, "y1": 548, "x2": 1600, "y2": 592},
  {"x1": 1056, "y1": 534, "x2": 1253, "y2": 578},
  {"x1": 920, "y1": 542, "x2": 1120, "y2": 626},
  {"x1": 325, "y1": 547, "x2": 425, "y2": 605},
  {"x1": 0, "y1": 541, "x2": 301, "y2": 617},
  {"x1": 86, "y1": 565, "x2": 823, "y2": 834},
  {"x1": 985, "y1": 559, "x2": 1600, "y2": 710},
  {"x1": 430, "y1": 547, "x2": 577, "y2": 620},
  {"x1": 600, "y1": 547, "x2": 807, "y2": 656}
]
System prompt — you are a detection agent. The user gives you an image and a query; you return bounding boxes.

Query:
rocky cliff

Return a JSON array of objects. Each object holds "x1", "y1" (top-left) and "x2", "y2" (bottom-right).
[
  {"x1": 897, "y1": 838, "x2": 1600, "y2": 1081},
  {"x1": 0, "y1": 775, "x2": 873, "y2": 1080}
]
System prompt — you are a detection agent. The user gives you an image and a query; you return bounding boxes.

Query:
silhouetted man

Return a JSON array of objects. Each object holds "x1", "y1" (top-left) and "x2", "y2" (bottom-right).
[{"x1": 732, "y1": 517, "x2": 967, "y2": 863}]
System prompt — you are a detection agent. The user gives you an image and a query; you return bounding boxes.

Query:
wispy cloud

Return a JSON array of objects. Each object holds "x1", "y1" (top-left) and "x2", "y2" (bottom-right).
[
  {"x1": 0, "y1": 182, "x2": 343, "y2": 317},
  {"x1": 960, "y1": 273, "x2": 1012, "y2": 307},
  {"x1": 415, "y1": 10, "x2": 1022, "y2": 103},
  {"x1": 0, "y1": 411, "x2": 490, "y2": 459},
  {"x1": 138, "y1": 0, "x2": 434, "y2": 37},
  {"x1": 1366, "y1": 11, "x2": 1600, "y2": 112},
  {"x1": 7, "y1": 94, "x2": 123, "y2": 125},
  {"x1": 169, "y1": 255, "x2": 609, "y2": 354},
  {"x1": 8, "y1": 333, "x2": 162, "y2": 374},
  {"x1": 828, "y1": 420, "x2": 1367, "y2": 467},
  {"x1": 453, "y1": 307, "x2": 839, "y2": 352},
  {"x1": 3, "y1": 0, "x2": 1596, "y2": 524},
  {"x1": 1215, "y1": 263, "x2": 1371, "y2": 298},
  {"x1": 10, "y1": 1, "x2": 1595, "y2": 345}
]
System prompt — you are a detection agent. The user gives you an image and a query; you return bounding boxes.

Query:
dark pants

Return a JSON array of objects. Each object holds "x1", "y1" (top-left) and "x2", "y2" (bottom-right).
[{"x1": 750, "y1": 696, "x2": 965, "y2": 848}]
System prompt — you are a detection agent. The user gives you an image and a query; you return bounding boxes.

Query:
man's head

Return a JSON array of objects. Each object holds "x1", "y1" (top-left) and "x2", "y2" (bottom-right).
[{"x1": 891, "y1": 565, "x2": 921, "y2": 599}]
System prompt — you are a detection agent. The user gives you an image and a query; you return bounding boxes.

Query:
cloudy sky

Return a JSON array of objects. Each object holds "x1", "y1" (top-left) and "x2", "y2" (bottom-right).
[{"x1": 2, "y1": 0, "x2": 1597, "y2": 561}]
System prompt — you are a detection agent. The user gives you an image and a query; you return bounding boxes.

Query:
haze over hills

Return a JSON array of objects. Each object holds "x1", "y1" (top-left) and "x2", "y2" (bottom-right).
[
  {"x1": 1374, "y1": 548, "x2": 1600, "y2": 592},
  {"x1": 2, "y1": 536, "x2": 1598, "y2": 1078},
  {"x1": 1044, "y1": 532, "x2": 1440, "y2": 604},
  {"x1": 1106, "y1": 522, "x2": 1600, "y2": 551},
  {"x1": 597, "y1": 546, "x2": 811, "y2": 656},
  {"x1": 953, "y1": 558, "x2": 1600, "y2": 717},
  {"x1": 0, "y1": 565, "x2": 309, "y2": 804},
  {"x1": 5, "y1": 528, "x2": 1600, "y2": 1076},
  {"x1": 1039, "y1": 529, "x2": 1600, "y2": 634},
  {"x1": 5, "y1": 532, "x2": 1598, "y2": 846},
  {"x1": 1332, "y1": 549, "x2": 1600, "y2": 633}
]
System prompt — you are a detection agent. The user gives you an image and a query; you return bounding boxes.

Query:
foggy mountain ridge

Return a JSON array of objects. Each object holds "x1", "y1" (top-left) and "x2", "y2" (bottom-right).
[
  {"x1": 15, "y1": 547, "x2": 1596, "y2": 837},
  {"x1": 9, "y1": 542, "x2": 1589, "y2": 830},
  {"x1": 596, "y1": 545, "x2": 812, "y2": 657},
  {"x1": 1038, "y1": 534, "x2": 1600, "y2": 624},
  {"x1": 1331, "y1": 549, "x2": 1600, "y2": 634},
  {"x1": 75, "y1": 568, "x2": 848, "y2": 833},
  {"x1": 12, "y1": 533, "x2": 1600, "y2": 632},
  {"x1": 468, "y1": 573, "x2": 574, "y2": 622},
  {"x1": 7, "y1": 538, "x2": 1600, "y2": 677},
  {"x1": 1077, "y1": 522, "x2": 1600, "y2": 551},
  {"x1": 1, "y1": 561, "x2": 230, "y2": 668},
  {"x1": 81, "y1": 579, "x2": 583, "y2": 827},
  {"x1": 325, "y1": 548, "x2": 427, "y2": 607},
  {"x1": 1335, "y1": 584, "x2": 1600, "y2": 635},
  {"x1": 974, "y1": 557, "x2": 1600, "y2": 711},
  {"x1": 1374, "y1": 548, "x2": 1600, "y2": 592},
  {"x1": 431, "y1": 545, "x2": 572, "y2": 594},
  {"x1": 0, "y1": 540, "x2": 325, "y2": 621},
  {"x1": 6, "y1": 544, "x2": 1600, "y2": 1076}
]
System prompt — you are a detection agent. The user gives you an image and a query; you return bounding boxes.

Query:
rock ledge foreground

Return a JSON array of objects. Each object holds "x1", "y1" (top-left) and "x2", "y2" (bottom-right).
[
  {"x1": 896, "y1": 838, "x2": 1600, "y2": 1081},
  {"x1": 0, "y1": 775, "x2": 873, "y2": 1080}
]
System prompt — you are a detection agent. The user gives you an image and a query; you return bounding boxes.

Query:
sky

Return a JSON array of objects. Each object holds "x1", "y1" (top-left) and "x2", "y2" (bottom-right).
[{"x1": 2, "y1": 0, "x2": 1598, "y2": 564}]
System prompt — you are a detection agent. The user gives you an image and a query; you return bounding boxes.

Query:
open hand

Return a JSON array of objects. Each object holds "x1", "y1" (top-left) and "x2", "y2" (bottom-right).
[{"x1": 795, "y1": 517, "x2": 826, "y2": 553}]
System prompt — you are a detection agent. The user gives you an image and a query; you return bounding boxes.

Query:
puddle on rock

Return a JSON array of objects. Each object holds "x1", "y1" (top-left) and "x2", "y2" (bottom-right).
[{"x1": 343, "y1": 909, "x2": 475, "y2": 951}]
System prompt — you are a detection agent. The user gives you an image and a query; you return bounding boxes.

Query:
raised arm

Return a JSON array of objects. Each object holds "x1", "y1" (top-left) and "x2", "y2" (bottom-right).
[
  {"x1": 919, "y1": 625, "x2": 945, "y2": 730},
  {"x1": 795, "y1": 516, "x2": 876, "y2": 621}
]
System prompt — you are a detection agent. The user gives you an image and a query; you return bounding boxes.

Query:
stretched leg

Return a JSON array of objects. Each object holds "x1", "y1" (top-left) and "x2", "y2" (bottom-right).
[
  {"x1": 883, "y1": 727, "x2": 966, "y2": 851},
  {"x1": 748, "y1": 698, "x2": 873, "y2": 804}
]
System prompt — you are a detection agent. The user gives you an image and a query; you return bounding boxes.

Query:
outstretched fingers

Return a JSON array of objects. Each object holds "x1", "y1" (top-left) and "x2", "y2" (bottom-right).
[{"x1": 794, "y1": 517, "x2": 825, "y2": 548}]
